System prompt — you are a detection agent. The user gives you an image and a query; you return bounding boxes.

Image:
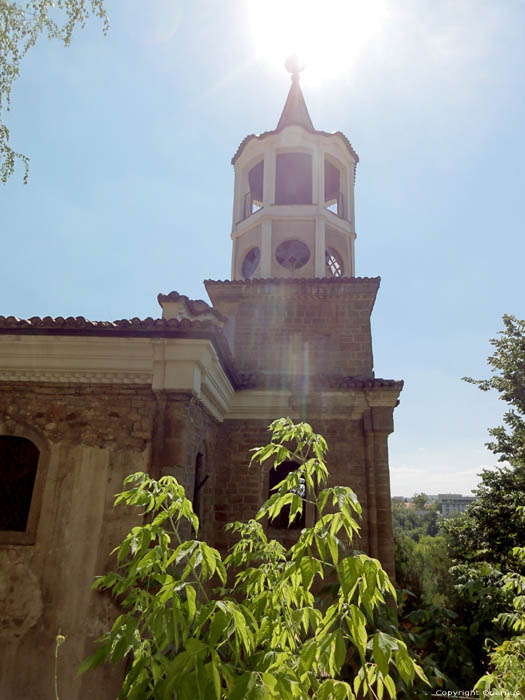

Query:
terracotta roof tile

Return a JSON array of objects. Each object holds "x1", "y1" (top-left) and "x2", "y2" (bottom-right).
[
  {"x1": 205, "y1": 276, "x2": 379, "y2": 286},
  {"x1": 232, "y1": 129, "x2": 359, "y2": 170}
]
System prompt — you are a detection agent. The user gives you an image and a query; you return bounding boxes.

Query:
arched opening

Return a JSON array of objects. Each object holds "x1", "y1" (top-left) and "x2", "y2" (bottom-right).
[
  {"x1": 325, "y1": 159, "x2": 345, "y2": 218},
  {"x1": 0, "y1": 436, "x2": 40, "y2": 532},
  {"x1": 243, "y1": 160, "x2": 264, "y2": 219},
  {"x1": 268, "y1": 460, "x2": 306, "y2": 530},
  {"x1": 275, "y1": 152, "x2": 312, "y2": 205}
]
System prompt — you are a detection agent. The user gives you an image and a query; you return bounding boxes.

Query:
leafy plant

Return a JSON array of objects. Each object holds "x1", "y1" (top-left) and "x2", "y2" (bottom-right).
[{"x1": 80, "y1": 418, "x2": 427, "y2": 699}]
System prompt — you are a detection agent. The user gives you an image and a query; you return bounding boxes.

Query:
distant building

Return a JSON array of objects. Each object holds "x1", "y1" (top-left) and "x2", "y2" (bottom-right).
[{"x1": 439, "y1": 493, "x2": 476, "y2": 516}]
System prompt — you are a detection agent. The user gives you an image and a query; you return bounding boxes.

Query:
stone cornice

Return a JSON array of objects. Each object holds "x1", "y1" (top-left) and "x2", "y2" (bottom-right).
[
  {"x1": 0, "y1": 335, "x2": 236, "y2": 422},
  {"x1": 0, "y1": 315, "x2": 238, "y2": 386},
  {"x1": 227, "y1": 382, "x2": 402, "y2": 421},
  {"x1": 205, "y1": 276, "x2": 380, "y2": 307},
  {"x1": 237, "y1": 372, "x2": 403, "y2": 391}
]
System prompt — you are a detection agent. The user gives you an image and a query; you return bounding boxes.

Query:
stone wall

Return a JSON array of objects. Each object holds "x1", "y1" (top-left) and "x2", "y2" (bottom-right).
[
  {"x1": 0, "y1": 382, "x2": 155, "y2": 700},
  {"x1": 0, "y1": 375, "x2": 396, "y2": 698},
  {"x1": 211, "y1": 413, "x2": 395, "y2": 575},
  {"x1": 206, "y1": 278, "x2": 379, "y2": 379}
]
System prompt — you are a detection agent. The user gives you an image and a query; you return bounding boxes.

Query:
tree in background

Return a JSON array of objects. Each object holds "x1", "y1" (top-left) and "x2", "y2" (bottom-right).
[
  {"x1": 442, "y1": 467, "x2": 525, "y2": 570},
  {"x1": 411, "y1": 493, "x2": 428, "y2": 511},
  {"x1": 463, "y1": 314, "x2": 525, "y2": 467},
  {"x1": 80, "y1": 418, "x2": 426, "y2": 699},
  {"x1": 443, "y1": 314, "x2": 525, "y2": 571},
  {"x1": 0, "y1": 0, "x2": 108, "y2": 183}
]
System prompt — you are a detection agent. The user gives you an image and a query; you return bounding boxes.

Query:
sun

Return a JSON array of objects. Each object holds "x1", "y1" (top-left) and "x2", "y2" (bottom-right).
[{"x1": 246, "y1": 0, "x2": 387, "y2": 86}]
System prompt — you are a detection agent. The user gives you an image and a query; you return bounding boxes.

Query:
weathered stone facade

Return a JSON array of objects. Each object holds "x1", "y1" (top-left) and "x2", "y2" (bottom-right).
[{"x1": 0, "y1": 70, "x2": 402, "y2": 699}]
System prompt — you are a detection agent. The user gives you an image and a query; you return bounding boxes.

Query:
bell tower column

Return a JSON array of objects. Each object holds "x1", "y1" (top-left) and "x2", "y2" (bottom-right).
[
  {"x1": 314, "y1": 217, "x2": 326, "y2": 277},
  {"x1": 260, "y1": 218, "x2": 272, "y2": 277}
]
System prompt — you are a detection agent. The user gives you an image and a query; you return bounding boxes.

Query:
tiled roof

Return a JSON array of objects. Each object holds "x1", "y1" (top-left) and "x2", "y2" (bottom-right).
[
  {"x1": 0, "y1": 315, "x2": 238, "y2": 384},
  {"x1": 0, "y1": 315, "x2": 220, "y2": 330},
  {"x1": 205, "y1": 276, "x2": 379, "y2": 286},
  {"x1": 232, "y1": 129, "x2": 359, "y2": 167}
]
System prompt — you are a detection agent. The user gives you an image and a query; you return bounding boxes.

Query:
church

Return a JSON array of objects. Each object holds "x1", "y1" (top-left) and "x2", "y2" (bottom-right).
[{"x1": 0, "y1": 63, "x2": 402, "y2": 699}]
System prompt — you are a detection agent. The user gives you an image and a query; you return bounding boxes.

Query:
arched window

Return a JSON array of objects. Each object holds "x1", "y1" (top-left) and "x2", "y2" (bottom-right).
[
  {"x1": 243, "y1": 160, "x2": 264, "y2": 219},
  {"x1": 268, "y1": 460, "x2": 306, "y2": 530},
  {"x1": 325, "y1": 159, "x2": 345, "y2": 217},
  {"x1": 0, "y1": 436, "x2": 40, "y2": 532}
]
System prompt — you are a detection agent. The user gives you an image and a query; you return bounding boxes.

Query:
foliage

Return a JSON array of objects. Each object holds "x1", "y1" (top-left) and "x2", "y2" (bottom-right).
[
  {"x1": 474, "y1": 526, "x2": 525, "y2": 694},
  {"x1": 463, "y1": 314, "x2": 525, "y2": 467},
  {"x1": 398, "y1": 602, "x2": 476, "y2": 694},
  {"x1": 80, "y1": 418, "x2": 426, "y2": 699},
  {"x1": 395, "y1": 535, "x2": 455, "y2": 610},
  {"x1": 411, "y1": 494, "x2": 428, "y2": 511},
  {"x1": 0, "y1": 0, "x2": 108, "y2": 182},
  {"x1": 441, "y1": 467, "x2": 525, "y2": 571},
  {"x1": 443, "y1": 315, "x2": 525, "y2": 575},
  {"x1": 391, "y1": 502, "x2": 439, "y2": 543},
  {"x1": 473, "y1": 550, "x2": 525, "y2": 694},
  {"x1": 391, "y1": 316, "x2": 525, "y2": 694}
]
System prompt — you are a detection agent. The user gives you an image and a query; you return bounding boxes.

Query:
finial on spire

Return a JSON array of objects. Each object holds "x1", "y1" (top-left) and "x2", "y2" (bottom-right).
[
  {"x1": 285, "y1": 54, "x2": 306, "y2": 82},
  {"x1": 276, "y1": 55, "x2": 314, "y2": 132}
]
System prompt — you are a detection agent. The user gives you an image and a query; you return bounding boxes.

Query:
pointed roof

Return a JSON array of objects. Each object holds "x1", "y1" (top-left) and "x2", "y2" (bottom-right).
[
  {"x1": 231, "y1": 58, "x2": 359, "y2": 167},
  {"x1": 276, "y1": 72, "x2": 314, "y2": 132}
]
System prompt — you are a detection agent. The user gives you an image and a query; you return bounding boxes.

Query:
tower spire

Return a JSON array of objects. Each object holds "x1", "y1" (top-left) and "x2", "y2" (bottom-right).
[{"x1": 276, "y1": 55, "x2": 314, "y2": 132}]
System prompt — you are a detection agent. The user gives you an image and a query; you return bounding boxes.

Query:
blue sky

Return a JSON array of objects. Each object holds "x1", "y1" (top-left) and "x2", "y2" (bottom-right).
[{"x1": 2, "y1": 0, "x2": 524, "y2": 496}]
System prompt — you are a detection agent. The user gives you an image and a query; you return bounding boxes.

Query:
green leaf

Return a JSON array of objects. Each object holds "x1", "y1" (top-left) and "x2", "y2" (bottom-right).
[
  {"x1": 228, "y1": 672, "x2": 255, "y2": 700},
  {"x1": 372, "y1": 631, "x2": 392, "y2": 676},
  {"x1": 383, "y1": 675, "x2": 396, "y2": 699},
  {"x1": 186, "y1": 585, "x2": 196, "y2": 623},
  {"x1": 77, "y1": 641, "x2": 110, "y2": 675}
]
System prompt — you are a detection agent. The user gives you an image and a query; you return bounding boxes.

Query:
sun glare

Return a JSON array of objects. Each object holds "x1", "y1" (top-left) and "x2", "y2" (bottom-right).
[{"x1": 246, "y1": 0, "x2": 387, "y2": 86}]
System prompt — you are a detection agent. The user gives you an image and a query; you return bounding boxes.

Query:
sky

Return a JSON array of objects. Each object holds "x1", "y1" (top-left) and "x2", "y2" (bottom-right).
[{"x1": 2, "y1": 0, "x2": 524, "y2": 497}]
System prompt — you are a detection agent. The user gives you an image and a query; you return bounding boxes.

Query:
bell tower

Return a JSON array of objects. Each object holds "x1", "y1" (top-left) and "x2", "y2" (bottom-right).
[{"x1": 231, "y1": 57, "x2": 358, "y2": 281}]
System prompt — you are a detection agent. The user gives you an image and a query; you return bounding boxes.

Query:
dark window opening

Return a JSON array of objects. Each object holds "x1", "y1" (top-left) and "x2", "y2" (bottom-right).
[
  {"x1": 268, "y1": 460, "x2": 306, "y2": 530},
  {"x1": 0, "y1": 436, "x2": 39, "y2": 531},
  {"x1": 325, "y1": 160, "x2": 345, "y2": 217},
  {"x1": 192, "y1": 453, "x2": 208, "y2": 523},
  {"x1": 275, "y1": 240, "x2": 310, "y2": 270},
  {"x1": 243, "y1": 161, "x2": 264, "y2": 219},
  {"x1": 242, "y1": 247, "x2": 260, "y2": 279},
  {"x1": 275, "y1": 152, "x2": 312, "y2": 205}
]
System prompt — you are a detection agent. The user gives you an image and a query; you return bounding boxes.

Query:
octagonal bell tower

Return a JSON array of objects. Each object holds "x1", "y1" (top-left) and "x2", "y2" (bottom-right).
[{"x1": 231, "y1": 59, "x2": 359, "y2": 281}]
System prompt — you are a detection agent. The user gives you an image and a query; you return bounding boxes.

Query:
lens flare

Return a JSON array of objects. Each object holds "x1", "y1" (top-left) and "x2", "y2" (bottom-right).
[{"x1": 246, "y1": 0, "x2": 387, "y2": 85}]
